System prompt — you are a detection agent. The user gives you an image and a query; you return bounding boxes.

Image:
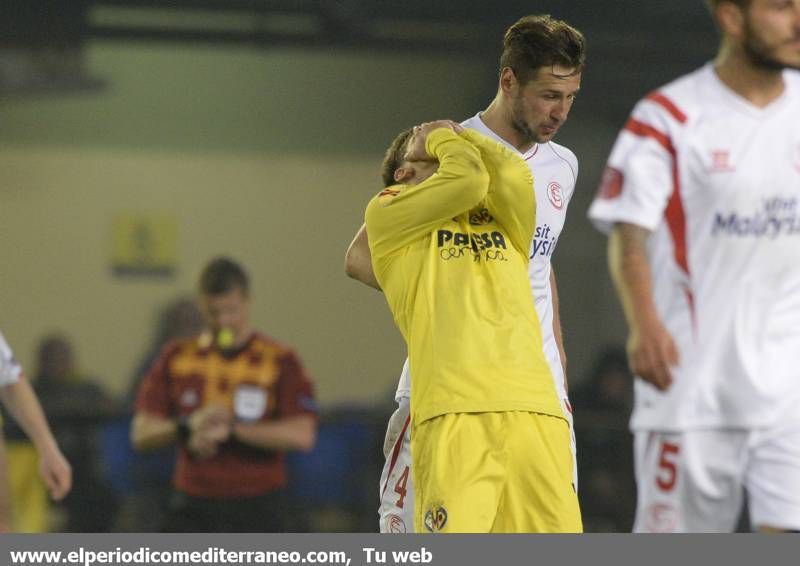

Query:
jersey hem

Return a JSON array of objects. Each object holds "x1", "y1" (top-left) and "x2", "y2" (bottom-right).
[{"x1": 415, "y1": 402, "x2": 565, "y2": 425}]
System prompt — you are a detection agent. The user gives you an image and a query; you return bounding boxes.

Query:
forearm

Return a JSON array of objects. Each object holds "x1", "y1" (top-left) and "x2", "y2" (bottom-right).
[
  {"x1": 0, "y1": 380, "x2": 59, "y2": 454},
  {"x1": 550, "y1": 269, "x2": 568, "y2": 390},
  {"x1": 345, "y1": 224, "x2": 381, "y2": 290},
  {"x1": 608, "y1": 223, "x2": 661, "y2": 330},
  {"x1": 233, "y1": 415, "x2": 316, "y2": 453},
  {"x1": 131, "y1": 412, "x2": 179, "y2": 452},
  {"x1": 460, "y1": 129, "x2": 533, "y2": 253}
]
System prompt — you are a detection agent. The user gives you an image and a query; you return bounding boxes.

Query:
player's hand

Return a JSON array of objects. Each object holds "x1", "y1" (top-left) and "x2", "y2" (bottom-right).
[
  {"x1": 188, "y1": 403, "x2": 231, "y2": 432},
  {"x1": 627, "y1": 318, "x2": 679, "y2": 391},
  {"x1": 38, "y1": 445, "x2": 72, "y2": 501},
  {"x1": 187, "y1": 404, "x2": 232, "y2": 459},
  {"x1": 187, "y1": 420, "x2": 231, "y2": 459},
  {"x1": 404, "y1": 120, "x2": 462, "y2": 162}
]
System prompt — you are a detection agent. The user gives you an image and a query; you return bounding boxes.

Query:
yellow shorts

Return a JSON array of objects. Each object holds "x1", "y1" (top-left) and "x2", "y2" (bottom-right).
[{"x1": 412, "y1": 411, "x2": 582, "y2": 533}]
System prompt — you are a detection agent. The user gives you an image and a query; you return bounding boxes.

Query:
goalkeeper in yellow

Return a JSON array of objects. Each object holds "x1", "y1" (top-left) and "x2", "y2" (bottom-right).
[{"x1": 365, "y1": 120, "x2": 581, "y2": 533}]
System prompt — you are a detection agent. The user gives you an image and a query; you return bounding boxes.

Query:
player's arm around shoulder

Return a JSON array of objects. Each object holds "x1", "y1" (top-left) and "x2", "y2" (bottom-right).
[
  {"x1": 365, "y1": 126, "x2": 489, "y2": 258},
  {"x1": 459, "y1": 129, "x2": 535, "y2": 255}
]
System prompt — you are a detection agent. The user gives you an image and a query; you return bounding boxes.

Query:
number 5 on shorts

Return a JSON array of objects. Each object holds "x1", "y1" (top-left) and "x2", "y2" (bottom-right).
[{"x1": 656, "y1": 441, "x2": 680, "y2": 491}]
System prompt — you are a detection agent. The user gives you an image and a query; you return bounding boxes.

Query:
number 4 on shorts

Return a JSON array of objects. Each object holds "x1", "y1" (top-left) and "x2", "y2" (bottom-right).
[{"x1": 394, "y1": 466, "x2": 410, "y2": 508}]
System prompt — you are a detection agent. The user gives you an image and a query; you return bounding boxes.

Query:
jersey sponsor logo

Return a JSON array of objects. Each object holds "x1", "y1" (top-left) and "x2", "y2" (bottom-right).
[
  {"x1": 547, "y1": 181, "x2": 564, "y2": 209},
  {"x1": 712, "y1": 197, "x2": 800, "y2": 238},
  {"x1": 596, "y1": 167, "x2": 624, "y2": 199},
  {"x1": 530, "y1": 224, "x2": 558, "y2": 259},
  {"x1": 709, "y1": 149, "x2": 735, "y2": 173},
  {"x1": 386, "y1": 514, "x2": 407, "y2": 533},
  {"x1": 424, "y1": 504, "x2": 448, "y2": 532},
  {"x1": 469, "y1": 208, "x2": 493, "y2": 225},
  {"x1": 437, "y1": 229, "x2": 508, "y2": 263}
]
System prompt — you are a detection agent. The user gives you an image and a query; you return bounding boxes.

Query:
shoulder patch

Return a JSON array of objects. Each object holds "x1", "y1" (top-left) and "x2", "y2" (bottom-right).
[
  {"x1": 378, "y1": 188, "x2": 400, "y2": 198},
  {"x1": 377, "y1": 187, "x2": 402, "y2": 205}
]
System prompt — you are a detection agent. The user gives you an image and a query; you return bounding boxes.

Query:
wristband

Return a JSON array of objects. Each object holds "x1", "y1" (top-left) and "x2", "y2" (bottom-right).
[{"x1": 176, "y1": 416, "x2": 191, "y2": 443}]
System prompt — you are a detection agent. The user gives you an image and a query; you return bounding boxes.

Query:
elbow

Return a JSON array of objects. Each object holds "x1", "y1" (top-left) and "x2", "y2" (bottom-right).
[
  {"x1": 464, "y1": 166, "x2": 490, "y2": 203},
  {"x1": 130, "y1": 432, "x2": 146, "y2": 453},
  {"x1": 129, "y1": 415, "x2": 153, "y2": 453},
  {"x1": 296, "y1": 422, "x2": 318, "y2": 453},
  {"x1": 0, "y1": 384, "x2": 11, "y2": 406},
  {"x1": 344, "y1": 249, "x2": 359, "y2": 280},
  {"x1": 129, "y1": 429, "x2": 146, "y2": 453}
]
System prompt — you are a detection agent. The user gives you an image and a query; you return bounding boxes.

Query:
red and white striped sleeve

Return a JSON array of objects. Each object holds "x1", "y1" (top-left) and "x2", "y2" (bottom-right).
[
  {"x1": 588, "y1": 91, "x2": 688, "y2": 234},
  {"x1": 0, "y1": 330, "x2": 23, "y2": 386}
]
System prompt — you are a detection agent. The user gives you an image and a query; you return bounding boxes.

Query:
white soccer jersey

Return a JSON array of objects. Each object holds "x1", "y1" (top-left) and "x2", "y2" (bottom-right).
[
  {"x1": 394, "y1": 113, "x2": 579, "y2": 405},
  {"x1": 589, "y1": 63, "x2": 800, "y2": 430},
  {"x1": 0, "y1": 330, "x2": 23, "y2": 386}
]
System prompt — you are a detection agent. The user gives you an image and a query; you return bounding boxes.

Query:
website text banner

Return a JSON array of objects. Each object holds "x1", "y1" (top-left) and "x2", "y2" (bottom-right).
[{"x1": 1, "y1": 533, "x2": 795, "y2": 566}]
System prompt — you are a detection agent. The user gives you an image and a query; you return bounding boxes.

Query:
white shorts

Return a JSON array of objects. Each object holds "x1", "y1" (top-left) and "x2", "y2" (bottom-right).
[
  {"x1": 378, "y1": 399, "x2": 413, "y2": 533},
  {"x1": 633, "y1": 424, "x2": 800, "y2": 532},
  {"x1": 378, "y1": 396, "x2": 577, "y2": 533}
]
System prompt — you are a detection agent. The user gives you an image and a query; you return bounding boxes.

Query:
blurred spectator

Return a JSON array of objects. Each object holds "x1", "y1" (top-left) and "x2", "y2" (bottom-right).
[
  {"x1": 572, "y1": 345, "x2": 635, "y2": 532},
  {"x1": 119, "y1": 296, "x2": 204, "y2": 532},
  {"x1": 572, "y1": 346, "x2": 633, "y2": 412},
  {"x1": 126, "y1": 298, "x2": 204, "y2": 406},
  {"x1": 28, "y1": 334, "x2": 119, "y2": 532},
  {"x1": 132, "y1": 257, "x2": 318, "y2": 532}
]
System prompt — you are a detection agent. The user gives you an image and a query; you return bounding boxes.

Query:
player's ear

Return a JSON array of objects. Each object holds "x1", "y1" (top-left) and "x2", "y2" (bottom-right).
[
  {"x1": 394, "y1": 166, "x2": 414, "y2": 183},
  {"x1": 499, "y1": 67, "x2": 518, "y2": 94},
  {"x1": 717, "y1": 1, "x2": 745, "y2": 39}
]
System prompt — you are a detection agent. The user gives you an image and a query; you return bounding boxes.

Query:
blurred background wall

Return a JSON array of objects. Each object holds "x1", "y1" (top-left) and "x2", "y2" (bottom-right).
[
  {"x1": 0, "y1": 44, "x2": 494, "y2": 404},
  {"x1": 0, "y1": 1, "x2": 718, "y2": 403}
]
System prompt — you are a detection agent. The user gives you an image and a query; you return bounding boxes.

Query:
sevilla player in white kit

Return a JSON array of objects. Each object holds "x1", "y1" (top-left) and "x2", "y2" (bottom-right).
[
  {"x1": 589, "y1": 0, "x2": 800, "y2": 532},
  {"x1": 0, "y1": 331, "x2": 72, "y2": 531},
  {"x1": 345, "y1": 15, "x2": 585, "y2": 533}
]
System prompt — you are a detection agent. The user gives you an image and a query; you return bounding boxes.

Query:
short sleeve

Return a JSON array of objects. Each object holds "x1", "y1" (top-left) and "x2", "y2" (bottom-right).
[
  {"x1": 276, "y1": 350, "x2": 318, "y2": 419},
  {"x1": 588, "y1": 96, "x2": 682, "y2": 234},
  {"x1": 134, "y1": 342, "x2": 178, "y2": 418},
  {"x1": 0, "y1": 331, "x2": 22, "y2": 386}
]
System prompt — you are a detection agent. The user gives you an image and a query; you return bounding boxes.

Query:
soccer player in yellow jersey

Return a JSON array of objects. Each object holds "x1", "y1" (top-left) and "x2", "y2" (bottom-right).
[{"x1": 365, "y1": 120, "x2": 582, "y2": 532}]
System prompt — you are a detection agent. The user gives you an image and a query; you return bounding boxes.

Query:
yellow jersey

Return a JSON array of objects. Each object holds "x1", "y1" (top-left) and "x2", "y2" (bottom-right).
[{"x1": 366, "y1": 128, "x2": 562, "y2": 425}]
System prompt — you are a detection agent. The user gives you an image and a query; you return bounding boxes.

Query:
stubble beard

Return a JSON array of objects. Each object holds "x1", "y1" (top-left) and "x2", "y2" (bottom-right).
[
  {"x1": 743, "y1": 19, "x2": 799, "y2": 71},
  {"x1": 510, "y1": 96, "x2": 545, "y2": 145}
]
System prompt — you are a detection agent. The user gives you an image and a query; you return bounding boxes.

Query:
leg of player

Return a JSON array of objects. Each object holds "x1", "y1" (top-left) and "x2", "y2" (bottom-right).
[
  {"x1": 633, "y1": 431, "x2": 747, "y2": 533},
  {"x1": 746, "y1": 420, "x2": 800, "y2": 532},
  {"x1": 413, "y1": 413, "x2": 505, "y2": 533},
  {"x1": 493, "y1": 412, "x2": 581, "y2": 532},
  {"x1": 378, "y1": 399, "x2": 415, "y2": 533}
]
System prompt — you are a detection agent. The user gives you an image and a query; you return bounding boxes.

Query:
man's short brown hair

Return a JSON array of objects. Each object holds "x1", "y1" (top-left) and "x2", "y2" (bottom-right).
[
  {"x1": 199, "y1": 256, "x2": 249, "y2": 296},
  {"x1": 705, "y1": 0, "x2": 751, "y2": 8},
  {"x1": 499, "y1": 14, "x2": 586, "y2": 84},
  {"x1": 380, "y1": 128, "x2": 413, "y2": 187}
]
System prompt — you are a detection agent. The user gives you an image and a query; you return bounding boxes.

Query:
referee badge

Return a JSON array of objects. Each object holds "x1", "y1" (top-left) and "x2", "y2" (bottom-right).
[
  {"x1": 234, "y1": 384, "x2": 267, "y2": 421},
  {"x1": 424, "y1": 504, "x2": 448, "y2": 532}
]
